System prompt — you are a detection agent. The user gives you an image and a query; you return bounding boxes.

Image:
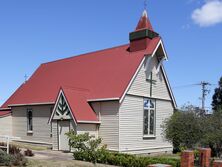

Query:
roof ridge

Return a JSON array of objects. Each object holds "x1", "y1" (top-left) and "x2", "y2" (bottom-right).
[{"x1": 42, "y1": 43, "x2": 129, "y2": 66}]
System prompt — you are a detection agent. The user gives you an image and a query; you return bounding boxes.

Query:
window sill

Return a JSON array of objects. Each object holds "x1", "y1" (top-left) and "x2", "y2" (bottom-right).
[
  {"x1": 27, "y1": 131, "x2": 33, "y2": 134},
  {"x1": 143, "y1": 135, "x2": 156, "y2": 139}
]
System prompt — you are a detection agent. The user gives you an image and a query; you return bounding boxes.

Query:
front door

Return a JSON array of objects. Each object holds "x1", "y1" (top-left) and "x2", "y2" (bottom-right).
[{"x1": 58, "y1": 121, "x2": 70, "y2": 151}]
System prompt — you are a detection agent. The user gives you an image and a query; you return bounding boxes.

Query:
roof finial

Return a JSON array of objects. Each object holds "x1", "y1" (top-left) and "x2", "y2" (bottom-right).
[
  {"x1": 144, "y1": 0, "x2": 148, "y2": 10},
  {"x1": 143, "y1": 0, "x2": 148, "y2": 18}
]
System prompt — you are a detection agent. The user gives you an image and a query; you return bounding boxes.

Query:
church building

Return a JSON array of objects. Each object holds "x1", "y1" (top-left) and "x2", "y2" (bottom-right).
[{"x1": 0, "y1": 10, "x2": 176, "y2": 154}]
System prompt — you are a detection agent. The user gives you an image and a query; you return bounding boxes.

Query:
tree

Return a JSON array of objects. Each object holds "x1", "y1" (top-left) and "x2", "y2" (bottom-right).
[
  {"x1": 201, "y1": 108, "x2": 222, "y2": 157},
  {"x1": 162, "y1": 110, "x2": 203, "y2": 151},
  {"x1": 212, "y1": 77, "x2": 222, "y2": 111}
]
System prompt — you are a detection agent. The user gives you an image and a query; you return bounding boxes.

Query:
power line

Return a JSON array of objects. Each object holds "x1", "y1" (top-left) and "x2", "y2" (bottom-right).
[
  {"x1": 172, "y1": 81, "x2": 218, "y2": 114},
  {"x1": 172, "y1": 83, "x2": 200, "y2": 89}
]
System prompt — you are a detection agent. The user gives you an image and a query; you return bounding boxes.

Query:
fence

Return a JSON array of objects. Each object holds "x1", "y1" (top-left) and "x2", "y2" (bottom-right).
[{"x1": 0, "y1": 135, "x2": 20, "y2": 154}]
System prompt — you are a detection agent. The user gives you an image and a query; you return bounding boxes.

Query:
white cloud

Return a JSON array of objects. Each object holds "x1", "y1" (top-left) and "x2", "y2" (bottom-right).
[{"x1": 192, "y1": 0, "x2": 222, "y2": 27}]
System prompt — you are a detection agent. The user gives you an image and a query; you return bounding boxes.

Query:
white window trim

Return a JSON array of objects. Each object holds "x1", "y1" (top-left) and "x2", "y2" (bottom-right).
[
  {"x1": 143, "y1": 98, "x2": 156, "y2": 138},
  {"x1": 27, "y1": 108, "x2": 33, "y2": 133}
]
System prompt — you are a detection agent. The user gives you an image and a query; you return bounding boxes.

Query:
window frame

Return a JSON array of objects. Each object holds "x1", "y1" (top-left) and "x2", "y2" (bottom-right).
[
  {"x1": 143, "y1": 98, "x2": 156, "y2": 138},
  {"x1": 27, "y1": 108, "x2": 33, "y2": 133}
]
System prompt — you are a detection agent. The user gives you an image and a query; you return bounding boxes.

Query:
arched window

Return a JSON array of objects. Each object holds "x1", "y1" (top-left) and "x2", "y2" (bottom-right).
[{"x1": 27, "y1": 109, "x2": 33, "y2": 132}]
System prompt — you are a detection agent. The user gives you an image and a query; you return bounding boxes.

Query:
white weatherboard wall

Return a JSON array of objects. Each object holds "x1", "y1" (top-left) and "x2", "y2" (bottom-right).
[
  {"x1": 77, "y1": 124, "x2": 98, "y2": 138},
  {"x1": 119, "y1": 95, "x2": 173, "y2": 154},
  {"x1": 119, "y1": 55, "x2": 174, "y2": 154},
  {"x1": 91, "y1": 101, "x2": 119, "y2": 151},
  {"x1": 0, "y1": 115, "x2": 12, "y2": 136},
  {"x1": 12, "y1": 105, "x2": 53, "y2": 144},
  {"x1": 128, "y1": 55, "x2": 171, "y2": 100}
]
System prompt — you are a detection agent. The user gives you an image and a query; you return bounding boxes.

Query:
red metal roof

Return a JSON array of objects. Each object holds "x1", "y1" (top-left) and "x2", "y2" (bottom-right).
[
  {"x1": 1, "y1": 8, "x2": 162, "y2": 122},
  {"x1": 62, "y1": 87, "x2": 98, "y2": 122},
  {"x1": 1, "y1": 38, "x2": 161, "y2": 121},
  {"x1": 2, "y1": 37, "x2": 160, "y2": 109}
]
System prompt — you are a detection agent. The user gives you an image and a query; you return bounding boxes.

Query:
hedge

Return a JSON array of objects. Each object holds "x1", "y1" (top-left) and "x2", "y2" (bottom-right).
[{"x1": 73, "y1": 149, "x2": 180, "y2": 167}]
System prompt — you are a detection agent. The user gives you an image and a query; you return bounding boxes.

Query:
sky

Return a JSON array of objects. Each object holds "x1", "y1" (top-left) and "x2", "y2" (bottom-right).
[{"x1": 0, "y1": 0, "x2": 222, "y2": 111}]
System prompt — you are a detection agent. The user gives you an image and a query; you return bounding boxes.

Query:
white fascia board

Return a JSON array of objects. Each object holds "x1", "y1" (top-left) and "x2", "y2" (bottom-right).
[
  {"x1": 120, "y1": 57, "x2": 146, "y2": 103},
  {"x1": 161, "y1": 66, "x2": 177, "y2": 109},
  {"x1": 48, "y1": 89, "x2": 77, "y2": 126},
  {"x1": 120, "y1": 40, "x2": 163, "y2": 103},
  {"x1": 159, "y1": 40, "x2": 168, "y2": 60},
  {"x1": 87, "y1": 97, "x2": 119, "y2": 102},
  {"x1": 77, "y1": 120, "x2": 101, "y2": 124},
  {"x1": 120, "y1": 39, "x2": 176, "y2": 107}
]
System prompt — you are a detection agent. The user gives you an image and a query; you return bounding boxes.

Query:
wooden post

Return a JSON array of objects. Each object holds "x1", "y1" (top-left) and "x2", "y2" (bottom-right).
[
  {"x1": 6, "y1": 136, "x2": 9, "y2": 154},
  {"x1": 199, "y1": 148, "x2": 211, "y2": 167},
  {"x1": 181, "y1": 150, "x2": 194, "y2": 167}
]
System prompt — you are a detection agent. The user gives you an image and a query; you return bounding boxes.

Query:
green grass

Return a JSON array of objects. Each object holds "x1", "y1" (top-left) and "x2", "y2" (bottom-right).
[
  {"x1": 11, "y1": 142, "x2": 49, "y2": 151},
  {"x1": 27, "y1": 159, "x2": 117, "y2": 167}
]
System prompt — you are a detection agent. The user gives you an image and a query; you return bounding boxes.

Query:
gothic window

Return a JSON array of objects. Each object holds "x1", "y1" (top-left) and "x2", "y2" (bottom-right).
[{"x1": 143, "y1": 98, "x2": 156, "y2": 136}]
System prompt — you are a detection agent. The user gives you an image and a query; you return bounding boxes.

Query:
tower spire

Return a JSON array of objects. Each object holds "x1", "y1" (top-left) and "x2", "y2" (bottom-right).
[
  {"x1": 135, "y1": 9, "x2": 153, "y2": 31},
  {"x1": 129, "y1": 5, "x2": 159, "y2": 52}
]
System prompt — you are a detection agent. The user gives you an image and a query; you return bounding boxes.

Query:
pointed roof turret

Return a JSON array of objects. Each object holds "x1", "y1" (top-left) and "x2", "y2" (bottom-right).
[
  {"x1": 135, "y1": 10, "x2": 153, "y2": 31},
  {"x1": 129, "y1": 10, "x2": 159, "y2": 52}
]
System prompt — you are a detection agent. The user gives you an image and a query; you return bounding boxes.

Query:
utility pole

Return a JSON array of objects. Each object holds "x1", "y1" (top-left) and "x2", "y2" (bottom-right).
[{"x1": 200, "y1": 81, "x2": 211, "y2": 114}]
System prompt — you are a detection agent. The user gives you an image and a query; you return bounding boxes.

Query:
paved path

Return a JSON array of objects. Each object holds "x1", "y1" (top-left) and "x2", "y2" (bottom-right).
[
  {"x1": 26, "y1": 149, "x2": 73, "y2": 161},
  {"x1": 25, "y1": 150, "x2": 117, "y2": 167}
]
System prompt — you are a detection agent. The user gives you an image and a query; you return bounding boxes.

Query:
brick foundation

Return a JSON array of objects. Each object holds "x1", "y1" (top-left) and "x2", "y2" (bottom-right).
[
  {"x1": 181, "y1": 150, "x2": 194, "y2": 167},
  {"x1": 199, "y1": 148, "x2": 211, "y2": 167},
  {"x1": 213, "y1": 160, "x2": 222, "y2": 167}
]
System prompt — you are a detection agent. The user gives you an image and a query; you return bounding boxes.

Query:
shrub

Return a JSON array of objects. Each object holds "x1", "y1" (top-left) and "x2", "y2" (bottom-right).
[
  {"x1": 0, "y1": 149, "x2": 14, "y2": 166},
  {"x1": 0, "y1": 143, "x2": 27, "y2": 166},
  {"x1": 12, "y1": 152, "x2": 27, "y2": 166},
  {"x1": 0, "y1": 142, "x2": 21, "y2": 155},
  {"x1": 24, "y1": 149, "x2": 34, "y2": 157},
  {"x1": 72, "y1": 150, "x2": 180, "y2": 167},
  {"x1": 66, "y1": 132, "x2": 180, "y2": 167}
]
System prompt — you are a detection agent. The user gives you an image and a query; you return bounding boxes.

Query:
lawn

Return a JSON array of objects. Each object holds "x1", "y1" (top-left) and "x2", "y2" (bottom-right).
[{"x1": 27, "y1": 159, "x2": 117, "y2": 167}]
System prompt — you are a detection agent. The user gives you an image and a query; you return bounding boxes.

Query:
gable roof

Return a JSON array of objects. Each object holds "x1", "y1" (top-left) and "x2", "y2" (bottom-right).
[
  {"x1": 49, "y1": 87, "x2": 99, "y2": 123},
  {"x1": 62, "y1": 87, "x2": 98, "y2": 122},
  {"x1": 1, "y1": 37, "x2": 161, "y2": 111}
]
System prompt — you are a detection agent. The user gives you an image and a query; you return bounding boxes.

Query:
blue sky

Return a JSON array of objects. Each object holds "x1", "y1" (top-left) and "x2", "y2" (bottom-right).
[{"x1": 0, "y1": 0, "x2": 222, "y2": 111}]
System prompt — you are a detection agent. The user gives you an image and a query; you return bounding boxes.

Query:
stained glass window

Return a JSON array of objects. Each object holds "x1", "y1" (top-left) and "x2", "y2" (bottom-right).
[{"x1": 143, "y1": 98, "x2": 156, "y2": 136}]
